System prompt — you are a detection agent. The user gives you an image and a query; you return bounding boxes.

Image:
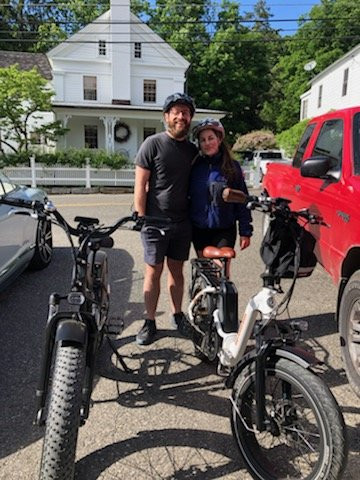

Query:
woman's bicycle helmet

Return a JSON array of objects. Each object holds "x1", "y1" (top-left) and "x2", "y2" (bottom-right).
[
  {"x1": 162, "y1": 92, "x2": 196, "y2": 116},
  {"x1": 192, "y1": 118, "x2": 225, "y2": 141}
]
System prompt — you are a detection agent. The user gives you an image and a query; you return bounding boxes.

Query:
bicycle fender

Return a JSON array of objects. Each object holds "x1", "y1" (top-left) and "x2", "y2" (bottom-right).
[
  {"x1": 274, "y1": 346, "x2": 320, "y2": 369},
  {"x1": 225, "y1": 350, "x2": 257, "y2": 388},
  {"x1": 55, "y1": 319, "x2": 87, "y2": 345},
  {"x1": 225, "y1": 345, "x2": 320, "y2": 389}
]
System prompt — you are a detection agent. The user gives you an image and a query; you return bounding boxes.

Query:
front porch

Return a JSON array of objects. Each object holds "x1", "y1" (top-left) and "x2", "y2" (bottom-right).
[{"x1": 53, "y1": 102, "x2": 226, "y2": 162}]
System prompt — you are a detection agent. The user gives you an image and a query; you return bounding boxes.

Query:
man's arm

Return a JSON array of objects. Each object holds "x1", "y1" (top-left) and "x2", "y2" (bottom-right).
[{"x1": 134, "y1": 165, "x2": 151, "y2": 216}]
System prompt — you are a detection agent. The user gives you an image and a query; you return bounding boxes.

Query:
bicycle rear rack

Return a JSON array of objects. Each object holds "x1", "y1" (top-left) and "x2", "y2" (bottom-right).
[{"x1": 191, "y1": 258, "x2": 221, "y2": 287}]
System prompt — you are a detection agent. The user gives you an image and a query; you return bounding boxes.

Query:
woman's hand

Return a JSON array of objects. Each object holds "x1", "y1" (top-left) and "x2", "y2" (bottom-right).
[{"x1": 239, "y1": 236, "x2": 251, "y2": 250}]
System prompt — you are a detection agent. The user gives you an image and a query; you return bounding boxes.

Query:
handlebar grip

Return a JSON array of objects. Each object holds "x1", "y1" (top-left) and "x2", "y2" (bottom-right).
[
  {"x1": 222, "y1": 188, "x2": 249, "y2": 204},
  {"x1": 141, "y1": 215, "x2": 171, "y2": 225}
]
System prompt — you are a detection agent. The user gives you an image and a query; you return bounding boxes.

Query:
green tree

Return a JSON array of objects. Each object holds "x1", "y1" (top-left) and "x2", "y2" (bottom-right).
[
  {"x1": 142, "y1": 0, "x2": 211, "y2": 97},
  {"x1": 0, "y1": 0, "x2": 110, "y2": 52},
  {"x1": 0, "y1": 65, "x2": 67, "y2": 154},
  {"x1": 193, "y1": 1, "x2": 272, "y2": 142},
  {"x1": 263, "y1": 0, "x2": 360, "y2": 131}
]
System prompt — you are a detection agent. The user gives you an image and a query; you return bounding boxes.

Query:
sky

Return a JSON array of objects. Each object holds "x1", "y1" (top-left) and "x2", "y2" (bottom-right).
[{"x1": 240, "y1": 1, "x2": 322, "y2": 35}]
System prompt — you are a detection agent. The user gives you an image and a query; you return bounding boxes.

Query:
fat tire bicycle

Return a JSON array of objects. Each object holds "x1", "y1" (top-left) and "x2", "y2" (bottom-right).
[
  {"x1": 185, "y1": 189, "x2": 348, "y2": 480},
  {"x1": 0, "y1": 195, "x2": 165, "y2": 480}
]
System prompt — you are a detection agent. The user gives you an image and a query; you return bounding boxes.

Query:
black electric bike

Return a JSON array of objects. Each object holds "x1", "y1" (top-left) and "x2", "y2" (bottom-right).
[
  {"x1": 1, "y1": 195, "x2": 165, "y2": 480},
  {"x1": 185, "y1": 190, "x2": 348, "y2": 480}
]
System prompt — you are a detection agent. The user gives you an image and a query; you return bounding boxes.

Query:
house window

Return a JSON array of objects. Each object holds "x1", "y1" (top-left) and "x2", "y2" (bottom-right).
[
  {"x1": 317, "y1": 85, "x2": 323, "y2": 108},
  {"x1": 83, "y1": 76, "x2": 97, "y2": 101},
  {"x1": 84, "y1": 125, "x2": 98, "y2": 149},
  {"x1": 98, "y1": 40, "x2": 106, "y2": 56},
  {"x1": 301, "y1": 99, "x2": 308, "y2": 120},
  {"x1": 143, "y1": 127, "x2": 156, "y2": 140},
  {"x1": 144, "y1": 80, "x2": 156, "y2": 103},
  {"x1": 134, "y1": 42, "x2": 142, "y2": 58},
  {"x1": 30, "y1": 131, "x2": 43, "y2": 145},
  {"x1": 342, "y1": 68, "x2": 349, "y2": 96}
]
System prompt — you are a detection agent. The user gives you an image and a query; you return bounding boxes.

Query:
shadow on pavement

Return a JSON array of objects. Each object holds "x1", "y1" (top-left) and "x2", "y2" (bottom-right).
[
  {"x1": 0, "y1": 245, "x2": 134, "y2": 460},
  {"x1": 75, "y1": 428, "x2": 241, "y2": 480}
]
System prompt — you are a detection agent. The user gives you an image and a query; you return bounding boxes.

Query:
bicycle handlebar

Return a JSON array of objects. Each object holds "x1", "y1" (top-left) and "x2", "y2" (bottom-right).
[
  {"x1": 0, "y1": 195, "x2": 171, "y2": 239},
  {"x1": 222, "y1": 188, "x2": 324, "y2": 224}
]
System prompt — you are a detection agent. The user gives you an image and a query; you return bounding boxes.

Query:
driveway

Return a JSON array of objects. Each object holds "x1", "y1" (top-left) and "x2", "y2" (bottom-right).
[{"x1": 0, "y1": 193, "x2": 359, "y2": 479}]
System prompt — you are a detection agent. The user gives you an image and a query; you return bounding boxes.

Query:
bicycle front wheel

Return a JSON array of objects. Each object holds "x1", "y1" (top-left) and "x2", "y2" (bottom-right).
[
  {"x1": 39, "y1": 344, "x2": 85, "y2": 480},
  {"x1": 231, "y1": 358, "x2": 347, "y2": 480}
]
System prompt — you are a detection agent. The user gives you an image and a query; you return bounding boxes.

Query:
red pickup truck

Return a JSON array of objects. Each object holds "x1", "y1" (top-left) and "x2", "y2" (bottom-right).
[{"x1": 263, "y1": 106, "x2": 360, "y2": 395}]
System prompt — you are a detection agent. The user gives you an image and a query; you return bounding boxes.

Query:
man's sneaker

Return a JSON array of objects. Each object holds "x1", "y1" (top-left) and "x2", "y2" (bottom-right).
[
  {"x1": 136, "y1": 319, "x2": 157, "y2": 345},
  {"x1": 171, "y1": 312, "x2": 190, "y2": 337}
]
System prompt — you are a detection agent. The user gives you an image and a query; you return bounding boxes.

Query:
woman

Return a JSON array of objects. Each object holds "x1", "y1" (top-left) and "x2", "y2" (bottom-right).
[{"x1": 189, "y1": 118, "x2": 253, "y2": 264}]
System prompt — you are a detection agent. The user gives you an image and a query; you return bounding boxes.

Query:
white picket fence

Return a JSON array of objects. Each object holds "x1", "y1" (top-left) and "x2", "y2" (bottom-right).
[{"x1": 4, "y1": 157, "x2": 261, "y2": 189}]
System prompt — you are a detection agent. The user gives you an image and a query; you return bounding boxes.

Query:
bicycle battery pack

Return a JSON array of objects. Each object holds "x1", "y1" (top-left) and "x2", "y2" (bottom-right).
[{"x1": 217, "y1": 280, "x2": 238, "y2": 333}]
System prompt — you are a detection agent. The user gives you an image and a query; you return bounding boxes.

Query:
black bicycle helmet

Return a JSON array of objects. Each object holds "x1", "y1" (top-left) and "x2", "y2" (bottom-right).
[{"x1": 162, "y1": 92, "x2": 196, "y2": 116}]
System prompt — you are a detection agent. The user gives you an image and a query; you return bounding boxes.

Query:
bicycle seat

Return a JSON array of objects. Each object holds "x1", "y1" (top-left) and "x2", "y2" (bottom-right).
[{"x1": 203, "y1": 246, "x2": 236, "y2": 259}]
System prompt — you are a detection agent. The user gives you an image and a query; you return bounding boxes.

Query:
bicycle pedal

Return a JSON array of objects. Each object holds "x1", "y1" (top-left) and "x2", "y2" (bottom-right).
[
  {"x1": 105, "y1": 316, "x2": 124, "y2": 336},
  {"x1": 217, "y1": 362, "x2": 231, "y2": 377}
]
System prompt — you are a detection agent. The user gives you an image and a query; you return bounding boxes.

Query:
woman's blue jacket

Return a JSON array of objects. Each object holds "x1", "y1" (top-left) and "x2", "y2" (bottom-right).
[{"x1": 189, "y1": 153, "x2": 253, "y2": 237}]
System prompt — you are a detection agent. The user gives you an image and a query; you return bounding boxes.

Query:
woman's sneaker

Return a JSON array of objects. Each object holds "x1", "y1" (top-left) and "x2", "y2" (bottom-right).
[
  {"x1": 136, "y1": 319, "x2": 157, "y2": 345},
  {"x1": 170, "y1": 312, "x2": 191, "y2": 337}
]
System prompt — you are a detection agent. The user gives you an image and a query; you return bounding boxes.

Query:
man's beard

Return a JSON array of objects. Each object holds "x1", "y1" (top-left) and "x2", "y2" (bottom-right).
[{"x1": 166, "y1": 120, "x2": 190, "y2": 139}]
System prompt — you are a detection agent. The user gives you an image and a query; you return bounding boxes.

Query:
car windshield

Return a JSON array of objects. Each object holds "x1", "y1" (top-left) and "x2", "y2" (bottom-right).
[
  {"x1": 0, "y1": 172, "x2": 16, "y2": 195},
  {"x1": 260, "y1": 152, "x2": 283, "y2": 159}
]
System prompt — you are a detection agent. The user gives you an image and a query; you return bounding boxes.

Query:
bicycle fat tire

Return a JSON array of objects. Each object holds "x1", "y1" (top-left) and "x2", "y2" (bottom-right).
[
  {"x1": 39, "y1": 344, "x2": 86, "y2": 480},
  {"x1": 231, "y1": 358, "x2": 347, "y2": 480}
]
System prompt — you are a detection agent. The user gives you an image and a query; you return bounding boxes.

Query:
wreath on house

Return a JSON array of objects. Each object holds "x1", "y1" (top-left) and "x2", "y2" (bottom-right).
[{"x1": 114, "y1": 121, "x2": 131, "y2": 143}]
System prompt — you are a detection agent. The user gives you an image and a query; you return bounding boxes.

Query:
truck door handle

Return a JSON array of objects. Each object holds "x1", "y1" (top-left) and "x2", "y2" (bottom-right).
[{"x1": 295, "y1": 185, "x2": 301, "y2": 192}]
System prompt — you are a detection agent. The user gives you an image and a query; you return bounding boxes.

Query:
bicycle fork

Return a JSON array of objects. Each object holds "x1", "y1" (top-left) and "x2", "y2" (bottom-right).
[{"x1": 34, "y1": 294, "x2": 93, "y2": 427}]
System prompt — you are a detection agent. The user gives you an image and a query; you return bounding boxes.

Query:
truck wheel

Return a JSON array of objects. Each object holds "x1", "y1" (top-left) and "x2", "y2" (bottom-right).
[{"x1": 339, "y1": 270, "x2": 360, "y2": 397}]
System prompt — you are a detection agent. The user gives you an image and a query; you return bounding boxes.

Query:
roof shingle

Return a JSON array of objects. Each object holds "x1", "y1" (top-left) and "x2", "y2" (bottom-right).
[{"x1": 0, "y1": 50, "x2": 52, "y2": 80}]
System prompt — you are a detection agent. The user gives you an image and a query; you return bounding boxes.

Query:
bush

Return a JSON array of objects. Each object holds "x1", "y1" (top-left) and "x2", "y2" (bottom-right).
[
  {"x1": 232, "y1": 130, "x2": 276, "y2": 152},
  {"x1": 0, "y1": 149, "x2": 130, "y2": 169},
  {"x1": 276, "y1": 119, "x2": 309, "y2": 158}
]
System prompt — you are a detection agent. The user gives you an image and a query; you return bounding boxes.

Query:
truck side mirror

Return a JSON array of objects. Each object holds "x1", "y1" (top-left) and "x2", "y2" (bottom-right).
[{"x1": 300, "y1": 156, "x2": 335, "y2": 178}]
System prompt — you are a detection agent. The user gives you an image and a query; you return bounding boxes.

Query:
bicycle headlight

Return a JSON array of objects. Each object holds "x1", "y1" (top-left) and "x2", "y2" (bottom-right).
[{"x1": 67, "y1": 292, "x2": 85, "y2": 305}]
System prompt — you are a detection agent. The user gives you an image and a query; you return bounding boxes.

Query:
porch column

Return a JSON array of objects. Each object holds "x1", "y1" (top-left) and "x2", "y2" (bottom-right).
[
  {"x1": 62, "y1": 115, "x2": 72, "y2": 149},
  {"x1": 100, "y1": 116, "x2": 117, "y2": 152}
]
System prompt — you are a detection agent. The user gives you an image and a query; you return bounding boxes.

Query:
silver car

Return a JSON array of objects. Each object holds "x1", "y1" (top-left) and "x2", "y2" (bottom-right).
[{"x1": 0, "y1": 171, "x2": 52, "y2": 291}]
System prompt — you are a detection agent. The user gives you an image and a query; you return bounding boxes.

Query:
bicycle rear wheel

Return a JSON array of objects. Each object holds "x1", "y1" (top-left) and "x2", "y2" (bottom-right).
[
  {"x1": 39, "y1": 344, "x2": 85, "y2": 480},
  {"x1": 190, "y1": 274, "x2": 220, "y2": 363},
  {"x1": 231, "y1": 358, "x2": 347, "y2": 480}
]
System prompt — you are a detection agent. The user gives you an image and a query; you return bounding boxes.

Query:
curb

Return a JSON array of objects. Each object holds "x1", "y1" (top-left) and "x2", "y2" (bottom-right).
[{"x1": 45, "y1": 186, "x2": 134, "y2": 195}]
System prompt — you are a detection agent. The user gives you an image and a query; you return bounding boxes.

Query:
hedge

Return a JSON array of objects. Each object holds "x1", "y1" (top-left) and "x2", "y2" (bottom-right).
[
  {"x1": 275, "y1": 119, "x2": 309, "y2": 158},
  {"x1": 0, "y1": 148, "x2": 130, "y2": 169}
]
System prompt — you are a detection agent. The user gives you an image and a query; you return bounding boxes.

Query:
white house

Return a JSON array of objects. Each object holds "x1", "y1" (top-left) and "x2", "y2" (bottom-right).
[
  {"x1": 300, "y1": 43, "x2": 360, "y2": 120},
  {"x1": 48, "y1": 0, "x2": 224, "y2": 160},
  {"x1": 0, "y1": 0, "x2": 224, "y2": 159}
]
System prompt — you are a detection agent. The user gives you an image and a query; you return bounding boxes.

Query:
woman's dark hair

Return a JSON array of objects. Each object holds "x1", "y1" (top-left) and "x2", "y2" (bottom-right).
[{"x1": 220, "y1": 141, "x2": 238, "y2": 184}]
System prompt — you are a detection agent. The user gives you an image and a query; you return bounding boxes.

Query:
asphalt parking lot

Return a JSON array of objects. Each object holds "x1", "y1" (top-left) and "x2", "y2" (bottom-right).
[{"x1": 0, "y1": 193, "x2": 359, "y2": 479}]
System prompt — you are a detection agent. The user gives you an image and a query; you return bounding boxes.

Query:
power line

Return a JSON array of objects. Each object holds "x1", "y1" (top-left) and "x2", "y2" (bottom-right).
[
  {"x1": 0, "y1": 16, "x2": 352, "y2": 25},
  {"x1": 0, "y1": 1, "x2": 322, "y2": 6},
  {"x1": 1, "y1": 34, "x2": 359, "y2": 45},
  {"x1": 2, "y1": 22, "x2": 360, "y2": 34}
]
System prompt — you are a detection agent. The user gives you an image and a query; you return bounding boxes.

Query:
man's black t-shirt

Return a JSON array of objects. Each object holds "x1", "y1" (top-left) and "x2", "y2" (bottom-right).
[{"x1": 135, "y1": 132, "x2": 198, "y2": 222}]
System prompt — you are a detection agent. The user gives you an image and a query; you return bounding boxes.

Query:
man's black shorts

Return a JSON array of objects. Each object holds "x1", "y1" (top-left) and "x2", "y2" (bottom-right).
[{"x1": 141, "y1": 219, "x2": 192, "y2": 265}]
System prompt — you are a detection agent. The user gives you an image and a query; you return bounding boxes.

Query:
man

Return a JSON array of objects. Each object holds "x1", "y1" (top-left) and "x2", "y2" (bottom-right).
[{"x1": 134, "y1": 92, "x2": 197, "y2": 345}]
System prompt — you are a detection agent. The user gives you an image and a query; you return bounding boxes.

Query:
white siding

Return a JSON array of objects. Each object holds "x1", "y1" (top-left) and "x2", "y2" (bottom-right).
[
  {"x1": 131, "y1": 65, "x2": 186, "y2": 106},
  {"x1": 301, "y1": 45, "x2": 360, "y2": 119}
]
